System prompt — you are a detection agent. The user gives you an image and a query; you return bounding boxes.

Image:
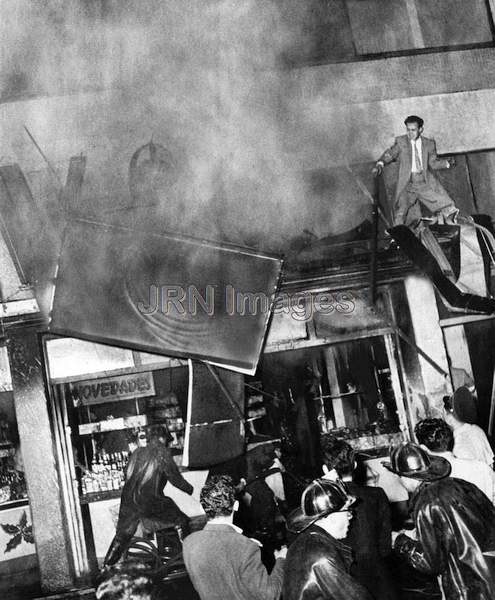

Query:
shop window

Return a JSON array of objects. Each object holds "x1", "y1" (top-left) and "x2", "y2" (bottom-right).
[
  {"x1": 63, "y1": 367, "x2": 189, "y2": 501},
  {"x1": 0, "y1": 396, "x2": 27, "y2": 506},
  {"x1": 0, "y1": 347, "x2": 27, "y2": 507},
  {"x1": 44, "y1": 340, "x2": 246, "y2": 572},
  {"x1": 255, "y1": 334, "x2": 406, "y2": 470},
  {"x1": 322, "y1": 336, "x2": 401, "y2": 440}
]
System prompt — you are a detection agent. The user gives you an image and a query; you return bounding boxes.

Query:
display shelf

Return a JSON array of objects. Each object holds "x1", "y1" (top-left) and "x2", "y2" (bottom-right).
[
  {"x1": 347, "y1": 431, "x2": 404, "y2": 454},
  {"x1": 0, "y1": 497, "x2": 29, "y2": 511},
  {"x1": 356, "y1": 446, "x2": 393, "y2": 459},
  {"x1": 80, "y1": 489, "x2": 122, "y2": 504},
  {"x1": 0, "y1": 445, "x2": 14, "y2": 459},
  {"x1": 78, "y1": 414, "x2": 148, "y2": 435}
]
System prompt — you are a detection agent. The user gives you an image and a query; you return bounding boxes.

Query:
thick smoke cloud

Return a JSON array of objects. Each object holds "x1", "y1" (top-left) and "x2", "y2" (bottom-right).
[{"x1": 0, "y1": 0, "x2": 371, "y2": 255}]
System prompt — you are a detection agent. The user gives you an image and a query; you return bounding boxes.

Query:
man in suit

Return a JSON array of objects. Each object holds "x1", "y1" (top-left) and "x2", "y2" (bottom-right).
[
  {"x1": 321, "y1": 437, "x2": 398, "y2": 600},
  {"x1": 415, "y1": 417, "x2": 495, "y2": 503},
  {"x1": 372, "y1": 115, "x2": 458, "y2": 227},
  {"x1": 443, "y1": 386, "x2": 494, "y2": 466},
  {"x1": 183, "y1": 474, "x2": 286, "y2": 600}
]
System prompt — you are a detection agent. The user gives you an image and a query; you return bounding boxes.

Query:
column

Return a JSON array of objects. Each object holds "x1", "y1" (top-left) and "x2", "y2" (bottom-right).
[
  {"x1": 7, "y1": 326, "x2": 73, "y2": 593},
  {"x1": 403, "y1": 275, "x2": 452, "y2": 419}
]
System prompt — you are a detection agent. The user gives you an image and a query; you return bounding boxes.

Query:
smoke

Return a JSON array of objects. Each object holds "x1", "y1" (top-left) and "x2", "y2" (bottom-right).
[{"x1": 1, "y1": 0, "x2": 371, "y2": 256}]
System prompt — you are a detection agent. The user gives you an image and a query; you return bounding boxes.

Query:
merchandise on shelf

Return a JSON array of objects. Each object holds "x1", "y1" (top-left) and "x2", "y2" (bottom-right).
[
  {"x1": 81, "y1": 450, "x2": 129, "y2": 495},
  {"x1": 0, "y1": 444, "x2": 27, "y2": 504},
  {"x1": 148, "y1": 393, "x2": 185, "y2": 449},
  {"x1": 246, "y1": 394, "x2": 266, "y2": 420}
]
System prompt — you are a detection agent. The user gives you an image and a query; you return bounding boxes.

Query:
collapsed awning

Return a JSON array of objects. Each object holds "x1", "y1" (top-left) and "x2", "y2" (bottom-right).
[
  {"x1": 49, "y1": 219, "x2": 282, "y2": 375},
  {"x1": 389, "y1": 223, "x2": 495, "y2": 314}
]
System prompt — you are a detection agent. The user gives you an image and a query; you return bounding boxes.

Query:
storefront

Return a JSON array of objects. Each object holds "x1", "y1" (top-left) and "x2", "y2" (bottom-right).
[
  {"x1": 41, "y1": 336, "x2": 246, "y2": 576},
  {"x1": 38, "y1": 269, "x2": 479, "y2": 582},
  {"x1": 0, "y1": 208, "x2": 488, "y2": 592},
  {"x1": 241, "y1": 279, "x2": 418, "y2": 498}
]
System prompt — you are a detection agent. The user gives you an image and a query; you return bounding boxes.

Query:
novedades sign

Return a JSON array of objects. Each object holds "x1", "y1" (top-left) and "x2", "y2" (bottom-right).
[{"x1": 70, "y1": 372, "x2": 155, "y2": 406}]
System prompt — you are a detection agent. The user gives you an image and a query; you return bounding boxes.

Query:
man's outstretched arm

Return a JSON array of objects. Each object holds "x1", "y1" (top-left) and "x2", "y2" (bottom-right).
[
  {"x1": 428, "y1": 139, "x2": 454, "y2": 170},
  {"x1": 372, "y1": 137, "x2": 401, "y2": 175},
  {"x1": 239, "y1": 542, "x2": 285, "y2": 600}
]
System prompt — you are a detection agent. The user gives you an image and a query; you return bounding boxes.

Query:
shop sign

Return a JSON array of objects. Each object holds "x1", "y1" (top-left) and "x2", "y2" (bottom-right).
[
  {"x1": 70, "y1": 372, "x2": 155, "y2": 406},
  {"x1": 50, "y1": 220, "x2": 282, "y2": 376}
]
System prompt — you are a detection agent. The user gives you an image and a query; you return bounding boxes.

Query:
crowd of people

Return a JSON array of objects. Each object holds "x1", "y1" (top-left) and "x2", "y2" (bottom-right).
[{"x1": 97, "y1": 386, "x2": 495, "y2": 600}]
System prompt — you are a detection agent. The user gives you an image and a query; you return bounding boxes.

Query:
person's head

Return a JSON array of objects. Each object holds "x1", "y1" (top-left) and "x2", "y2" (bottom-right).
[
  {"x1": 200, "y1": 475, "x2": 237, "y2": 520},
  {"x1": 125, "y1": 425, "x2": 172, "y2": 502},
  {"x1": 287, "y1": 479, "x2": 356, "y2": 539},
  {"x1": 146, "y1": 424, "x2": 172, "y2": 446},
  {"x1": 320, "y1": 436, "x2": 355, "y2": 479},
  {"x1": 415, "y1": 418, "x2": 454, "y2": 453},
  {"x1": 404, "y1": 115, "x2": 424, "y2": 140},
  {"x1": 443, "y1": 386, "x2": 478, "y2": 425},
  {"x1": 272, "y1": 441, "x2": 282, "y2": 460},
  {"x1": 382, "y1": 442, "x2": 451, "y2": 494},
  {"x1": 96, "y1": 571, "x2": 152, "y2": 600}
]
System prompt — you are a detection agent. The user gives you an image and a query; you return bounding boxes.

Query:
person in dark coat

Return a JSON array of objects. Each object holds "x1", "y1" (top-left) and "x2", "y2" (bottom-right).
[
  {"x1": 284, "y1": 478, "x2": 372, "y2": 600},
  {"x1": 384, "y1": 442, "x2": 495, "y2": 600},
  {"x1": 321, "y1": 437, "x2": 398, "y2": 600},
  {"x1": 104, "y1": 424, "x2": 193, "y2": 567}
]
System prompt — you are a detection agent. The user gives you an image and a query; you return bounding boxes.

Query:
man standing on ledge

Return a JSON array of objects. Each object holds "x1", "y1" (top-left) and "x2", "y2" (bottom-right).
[{"x1": 372, "y1": 115, "x2": 458, "y2": 227}]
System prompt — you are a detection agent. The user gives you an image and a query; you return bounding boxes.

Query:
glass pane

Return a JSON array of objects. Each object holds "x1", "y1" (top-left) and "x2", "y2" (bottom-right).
[
  {"x1": 347, "y1": 0, "x2": 415, "y2": 54},
  {"x1": 46, "y1": 338, "x2": 134, "y2": 380},
  {"x1": 0, "y1": 390, "x2": 28, "y2": 504},
  {"x1": 324, "y1": 337, "x2": 401, "y2": 438},
  {"x1": 347, "y1": 0, "x2": 493, "y2": 56},
  {"x1": 68, "y1": 365, "x2": 189, "y2": 499},
  {"x1": 417, "y1": 0, "x2": 492, "y2": 47},
  {"x1": 279, "y1": 0, "x2": 355, "y2": 64}
]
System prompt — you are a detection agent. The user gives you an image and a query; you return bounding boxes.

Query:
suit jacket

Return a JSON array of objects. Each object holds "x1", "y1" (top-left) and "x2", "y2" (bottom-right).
[
  {"x1": 344, "y1": 483, "x2": 398, "y2": 600},
  {"x1": 283, "y1": 525, "x2": 372, "y2": 600},
  {"x1": 379, "y1": 134, "x2": 450, "y2": 202},
  {"x1": 183, "y1": 523, "x2": 284, "y2": 600}
]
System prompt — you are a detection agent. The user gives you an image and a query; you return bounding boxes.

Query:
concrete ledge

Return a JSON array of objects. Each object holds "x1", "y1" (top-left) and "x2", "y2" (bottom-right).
[{"x1": 289, "y1": 48, "x2": 495, "y2": 105}]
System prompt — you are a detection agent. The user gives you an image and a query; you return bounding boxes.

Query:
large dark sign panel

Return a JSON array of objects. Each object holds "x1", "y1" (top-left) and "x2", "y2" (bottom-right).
[
  {"x1": 50, "y1": 220, "x2": 282, "y2": 374},
  {"x1": 183, "y1": 361, "x2": 244, "y2": 468}
]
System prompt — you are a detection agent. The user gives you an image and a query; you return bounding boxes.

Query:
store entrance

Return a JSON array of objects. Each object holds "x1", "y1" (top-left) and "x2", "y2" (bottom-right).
[
  {"x1": 42, "y1": 336, "x2": 191, "y2": 577},
  {"x1": 248, "y1": 333, "x2": 408, "y2": 479},
  {"x1": 42, "y1": 335, "x2": 246, "y2": 579}
]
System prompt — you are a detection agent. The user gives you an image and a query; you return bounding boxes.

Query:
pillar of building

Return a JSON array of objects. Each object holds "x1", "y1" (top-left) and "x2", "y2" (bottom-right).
[
  {"x1": 403, "y1": 275, "x2": 452, "y2": 419},
  {"x1": 442, "y1": 324, "x2": 475, "y2": 389},
  {"x1": 6, "y1": 326, "x2": 73, "y2": 593}
]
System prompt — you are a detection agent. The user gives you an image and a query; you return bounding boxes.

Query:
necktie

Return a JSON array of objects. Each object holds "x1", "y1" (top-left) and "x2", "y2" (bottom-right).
[{"x1": 413, "y1": 141, "x2": 422, "y2": 172}]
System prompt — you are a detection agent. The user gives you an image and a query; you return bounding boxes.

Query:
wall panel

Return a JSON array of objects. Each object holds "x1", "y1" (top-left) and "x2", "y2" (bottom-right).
[{"x1": 467, "y1": 150, "x2": 495, "y2": 219}]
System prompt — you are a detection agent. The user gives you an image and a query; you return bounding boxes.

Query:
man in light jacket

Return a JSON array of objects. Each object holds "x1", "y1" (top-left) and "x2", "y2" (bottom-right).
[
  {"x1": 183, "y1": 474, "x2": 286, "y2": 600},
  {"x1": 373, "y1": 115, "x2": 457, "y2": 226}
]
